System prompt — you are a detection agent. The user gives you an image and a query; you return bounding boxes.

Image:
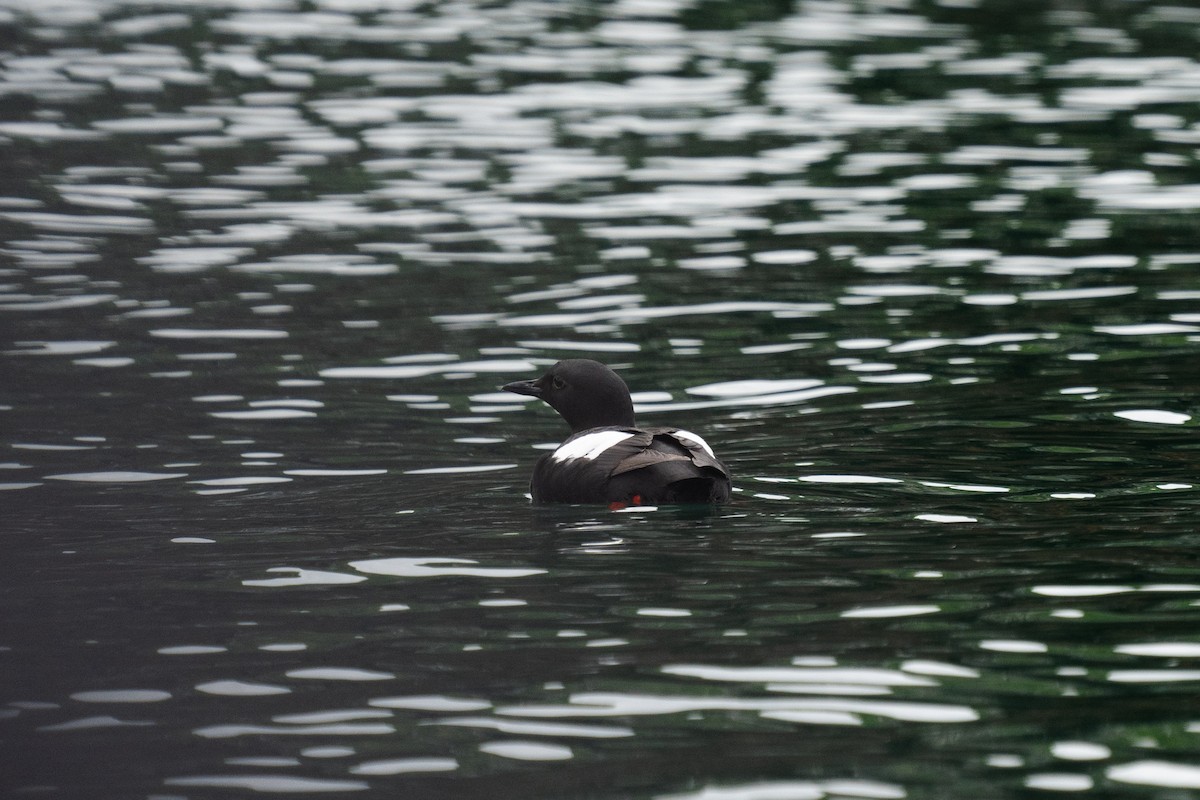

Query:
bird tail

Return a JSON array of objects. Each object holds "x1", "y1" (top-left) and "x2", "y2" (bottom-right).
[{"x1": 663, "y1": 476, "x2": 730, "y2": 505}]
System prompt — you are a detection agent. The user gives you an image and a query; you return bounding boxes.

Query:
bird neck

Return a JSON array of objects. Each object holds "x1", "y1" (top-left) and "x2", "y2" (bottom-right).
[{"x1": 566, "y1": 394, "x2": 635, "y2": 433}]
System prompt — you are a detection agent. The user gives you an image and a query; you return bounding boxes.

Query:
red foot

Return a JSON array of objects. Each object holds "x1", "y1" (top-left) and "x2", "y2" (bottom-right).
[{"x1": 609, "y1": 494, "x2": 643, "y2": 511}]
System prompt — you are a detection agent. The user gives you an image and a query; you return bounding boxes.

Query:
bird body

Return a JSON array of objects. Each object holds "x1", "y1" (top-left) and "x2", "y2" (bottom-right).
[{"x1": 503, "y1": 360, "x2": 731, "y2": 506}]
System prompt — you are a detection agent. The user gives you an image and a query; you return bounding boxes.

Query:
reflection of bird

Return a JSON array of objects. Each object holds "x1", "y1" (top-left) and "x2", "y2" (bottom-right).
[{"x1": 502, "y1": 359, "x2": 732, "y2": 507}]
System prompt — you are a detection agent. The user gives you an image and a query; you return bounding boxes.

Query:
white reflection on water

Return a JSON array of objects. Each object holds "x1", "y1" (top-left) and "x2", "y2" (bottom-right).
[
  {"x1": 1115, "y1": 642, "x2": 1200, "y2": 657},
  {"x1": 165, "y1": 774, "x2": 369, "y2": 791},
  {"x1": 350, "y1": 757, "x2": 458, "y2": 775},
  {"x1": 404, "y1": 463, "x2": 517, "y2": 475},
  {"x1": 226, "y1": 757, "x2": 299, "y2": 767},
  {"x1": 920, "y1": 481, "x2": 1009, "y2": 494},
  {"x1": 658, "y1": 778, "x2": 905, "y2": 800},
  {"x1": 7, "y1": 340, "x2": 114, "y2": 356},
  {"x1": 70, "y1": 689, "x2": 170, "y2": 703},
  {"x1": 138, "y1": 246, "x2": 253, "y2": 272},
  {"x1": 195, "y1": 680, "x2": 290, "y2": 697},
  {"x1": 496, "y1": 692, "x2": 978, "y2": 725},
  {"x1": 902, "y1": 661, "x2": 979, "y2": 679},
  {"x1": 518, "y1": 340, "x2": 641, "y2": 353},
  {"x1": 1107, "y1": 670, "x2": 1200, "y2": 683},
  {"x1": 687, "y1": 379, "x2": 823, "y2": 397},
  {"x1": 321, "y1": 358, "x2": 536, "y2": 379},
  {"x1": 979, "y1": 640, "x2": 1048, "y2": 654},
  {"x1": 0, "y1": 211, "x2": 154, "y2": 234},
  {"x1": 234, "y1": 255, "x2": 398, "y2": 276},
  {"x1": 500, "y1": 301, "x2": 832, "y2": 328},
  {"x1": 45, "y1": 471, "x2": 187, "y2": 482},
  {"x1": 1113, "y1": 409, "x2": 1191, "y2": 425},
  {"x1": 350, "y1": 557, "x2": 545, "y2": 579},
  {"x1": 611, "y1": 504, "x2": 659, "y2": 514},
  {"x1": 1021, "y1": 286, "x2": 1136, "y2": 302},
  {"x1": 638, "y1": 385, "x2": 854, "y2": 415},
  {"x1": 189, "y1": 476, "x2": 292, "y2": 486},
  {"x1": 0, "y1": 294, "x2": 116, "y2": 311},
  {"x1": 370, "y1": 695, "x2": 491, "y2": 712},
  {"x1": 432, "y1": 716, "x2": 633, "y2": 739},
  {"x1": 637, "y1": 607, "x2": 689, "y2": 617},
  {"x1": 243, "y1": 568, "x2": 366, "y2": 588},
  {"x1": 661, "y1": 665, "x2": 936, "y2": 688},
  {"x1": 159, "y1": 645, "x2": 226, "y2": 655},
  {"x1": 479, "y1": 740, "x2": 573, "y2": 761},
  {"x1": 12, "y1": 442, "x2": 95, "y2": 451},
  {"x1": 1024, "y1": 773, "x2": 1093, "y2": 792},
  {"x1": 274, "y1": 710, "x2": 392, "y2": 725},
  {"x1": 209, "y1": 409, "x2": 317, "y2": 420},
  {"x1": 1052, "y1": 741, "x2": 1112, "y2": 761},
  {"x1": 1108, "y1": 760, "x2": 1200, "y2": 790},
  {"x1": 283, "y1": 468, "x2": 387, "y2": 477},
  {"x1": 285, "y1": 668, "x2": 394, "y2": 681},
  {"x1": 1096, "y1": 323, "x2": 1199, "y2": 335},
  {"x1": 842, "y1": 604, "x2": 941, "y2": 618},
  {"x1": 800, "y1": 474, "x2": 900, "y2": 485},
  {"x1": 0, "y1": 122, "x2": 103, "y2": 141},
  {"x1": 39, "y1": 715, "x2": 155, "y2": 731},
  {"x1": 1034, "y1": 584, "x2": 1200, "y2": 597},
  {"x1": 150, "y1": 327, "x2": 288, "y2": 339}
]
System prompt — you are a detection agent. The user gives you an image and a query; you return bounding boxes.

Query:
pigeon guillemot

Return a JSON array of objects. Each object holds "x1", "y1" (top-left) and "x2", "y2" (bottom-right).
[{"x1": 502, "y1": 359, "x2": 732, "y2": 506}]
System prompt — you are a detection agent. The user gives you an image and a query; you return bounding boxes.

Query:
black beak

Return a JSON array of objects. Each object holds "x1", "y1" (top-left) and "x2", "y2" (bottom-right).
[{"x1": 502, "y1": 378, "x2": 542, "y2": 398}]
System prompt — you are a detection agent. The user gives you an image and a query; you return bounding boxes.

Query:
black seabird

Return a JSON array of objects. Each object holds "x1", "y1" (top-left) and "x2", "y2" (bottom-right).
[{"x1": 503, "y1": 359, "x2": 732, "y2": 506}]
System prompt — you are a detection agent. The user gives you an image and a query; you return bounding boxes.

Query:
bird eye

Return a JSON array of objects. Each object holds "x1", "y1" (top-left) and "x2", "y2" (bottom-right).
[{"x1": 552, "y1": 376, "x2": 566, "y2": 390}]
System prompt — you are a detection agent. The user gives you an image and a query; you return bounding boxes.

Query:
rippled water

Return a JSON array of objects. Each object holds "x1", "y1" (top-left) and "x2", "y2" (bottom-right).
[{"x1": 4, "y1": 0, "x2": 1200, "y2": 797}]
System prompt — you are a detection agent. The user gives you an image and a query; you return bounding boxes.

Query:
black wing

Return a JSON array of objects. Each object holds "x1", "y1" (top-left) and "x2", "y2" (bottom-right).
[
  {"x1": 607, "y1": 427, "x2": 731, "y2": 504},
  {"x1": 530, "y1": 427, "x2": 730, "y2": 505}
]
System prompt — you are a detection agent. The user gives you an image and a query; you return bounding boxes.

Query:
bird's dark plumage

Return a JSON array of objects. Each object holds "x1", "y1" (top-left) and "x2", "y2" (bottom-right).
[{"x1": 503, "y1": 359, "x2": 731, "y2": 506}]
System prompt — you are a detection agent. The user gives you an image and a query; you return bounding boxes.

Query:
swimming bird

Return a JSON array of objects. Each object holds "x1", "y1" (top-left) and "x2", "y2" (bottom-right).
[{"x1": 502, "y1": 359, "x2": 731, "y2": 506}]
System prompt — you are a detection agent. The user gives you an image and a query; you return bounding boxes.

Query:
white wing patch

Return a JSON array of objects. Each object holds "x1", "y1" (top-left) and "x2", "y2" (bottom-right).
[
  {"x1": 672, "y1": 429, "x2": 715, "y2": 458},
  {"x1": 551, "y1": 430, "x2": 635, "y2": 463}
]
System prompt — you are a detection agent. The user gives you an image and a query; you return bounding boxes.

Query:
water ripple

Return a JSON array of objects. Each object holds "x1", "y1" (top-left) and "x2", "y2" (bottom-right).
[{"x1": 6, "y1": 1, "x2": 1200, "y2": 797}]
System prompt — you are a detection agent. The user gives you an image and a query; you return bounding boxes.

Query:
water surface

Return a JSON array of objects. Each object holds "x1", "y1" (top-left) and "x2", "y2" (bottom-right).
[{"x1": 4, "y1": 0, "x2": 1200, "y2": 797}]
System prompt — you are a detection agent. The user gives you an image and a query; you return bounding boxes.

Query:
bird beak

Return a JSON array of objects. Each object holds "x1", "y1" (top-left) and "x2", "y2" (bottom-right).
[{"x1": 502, "y1": 378, "x2": 542, "y2": 398}]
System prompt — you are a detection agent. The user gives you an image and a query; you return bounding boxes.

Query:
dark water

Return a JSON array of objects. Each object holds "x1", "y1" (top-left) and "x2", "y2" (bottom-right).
[{"x1": 4, "y1": 0, "x2": 1200, "y2": 797}]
